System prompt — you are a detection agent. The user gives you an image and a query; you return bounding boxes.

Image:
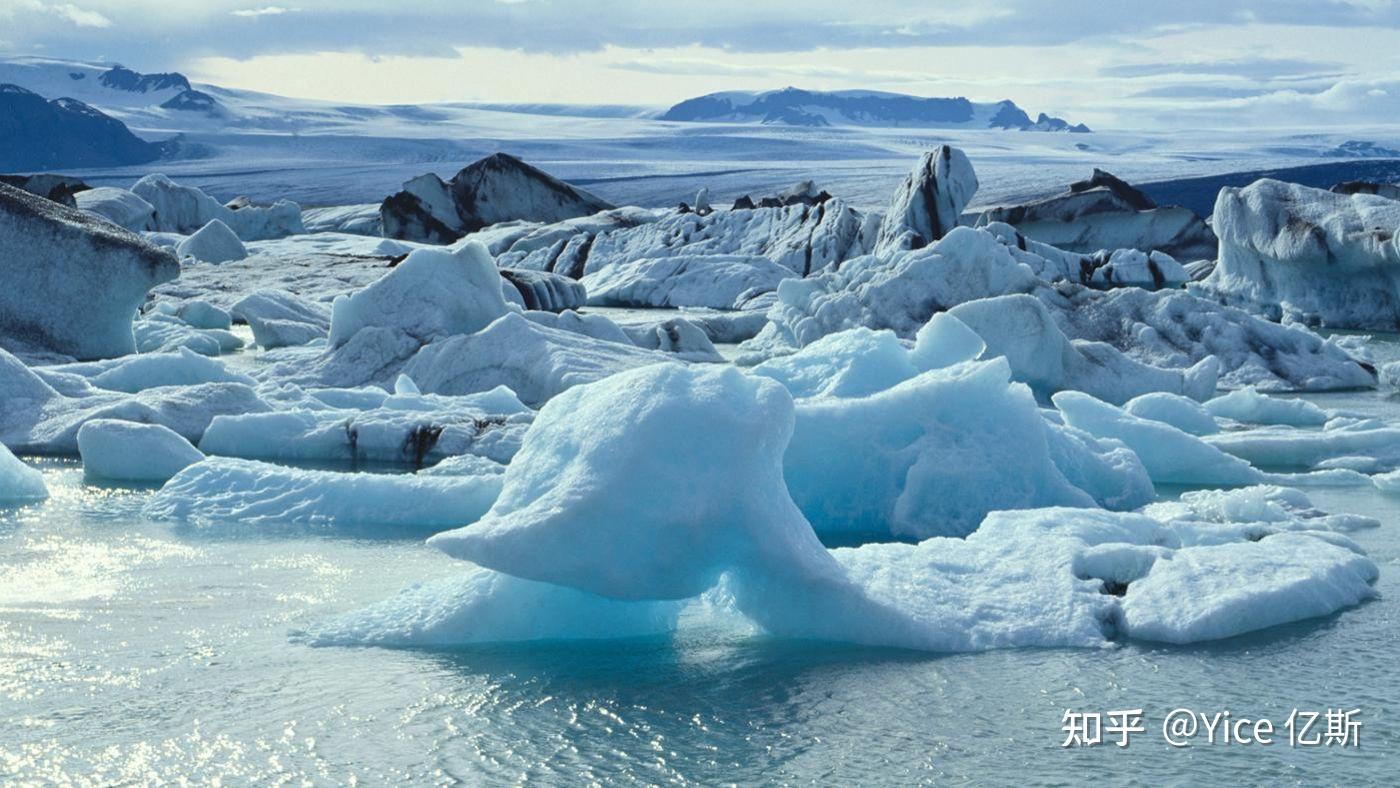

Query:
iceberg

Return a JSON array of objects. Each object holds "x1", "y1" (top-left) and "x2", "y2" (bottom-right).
[
  {"x1": 175, "y1": 218, "x2": 247, "y2": 263},
  {"x1": 146, "y1": 457, "x2": 502, "y2": 529},
  {"x1": 1204, "y1": 387, "x2": 1328, "y2": 427},
  {"x1": 1200, "y1": 179, "x2": 1400, "y2": 329},
  {"x1": 1121, "y1": 392, "x2": 1220, "y2": 436},
  {"x1": 132, "y1": 174, "x2": 304, "y2": 240},
  {"x1": 0, "y1": 439, "x2": 47, "y2": 502},
  {"x1": 0, "y1": 181, "x2": 179, "y2": 360},
  {"x1": 74, "y1": 186, "x2": 154, "y2": 231},
  {"x1": 873, "y1": 145, "x2": 978, "y2": 256},
  {"x1": 77, "y1": 419, "x2": 204, "y2": 482}
]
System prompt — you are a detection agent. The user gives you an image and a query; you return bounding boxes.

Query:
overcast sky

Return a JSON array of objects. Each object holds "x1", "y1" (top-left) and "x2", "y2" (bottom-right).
[{"x1": 4, "y1": 0, "x2": 1400, "y2": 128}]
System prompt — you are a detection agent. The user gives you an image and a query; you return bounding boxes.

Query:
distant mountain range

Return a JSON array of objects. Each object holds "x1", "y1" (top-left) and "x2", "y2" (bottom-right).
[
  {"x1": 0, "y1": 84, "x2": 173, "y2": 171},
  {"x1": 659, "y1": 88, "x2": 1091, "y2": 132}
]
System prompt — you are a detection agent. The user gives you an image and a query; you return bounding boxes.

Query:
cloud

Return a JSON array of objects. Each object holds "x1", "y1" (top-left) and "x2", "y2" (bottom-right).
[
  {"x1": 231, "y1": 6, "x2": 293, "y2": 18},
  {"x1": 1100, "y1": 57, "x2": 1348, "y2": 81},
  {"x1": 52, "y1": 4, "x2": 113, "y2": 28}
]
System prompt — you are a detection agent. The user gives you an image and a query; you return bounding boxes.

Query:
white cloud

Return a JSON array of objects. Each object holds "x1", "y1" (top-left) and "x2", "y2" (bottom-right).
[
  {"x1": 52, "y1": 3, "x2": 112, "y2": 28},
  {"x1": 231, "y1": 6, "x2": 293, "y2": 17}
]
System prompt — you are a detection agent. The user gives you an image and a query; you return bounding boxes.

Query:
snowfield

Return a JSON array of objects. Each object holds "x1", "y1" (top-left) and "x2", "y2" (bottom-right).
[{"x1": 2, "y1": 132, "x2": 1396, "y2": 658}]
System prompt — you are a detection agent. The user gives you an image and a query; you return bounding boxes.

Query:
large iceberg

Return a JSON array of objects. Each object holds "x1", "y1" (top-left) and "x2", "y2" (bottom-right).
[
  {"x1": 327, "y1": 362, "x2": 1375, "y2": 650},
  {"x1": 976, "y1": 169, "x2": 1217, "y2": 261},
  {"x1": 132, "y1": 174, "x2": 304, "y2": 240},
  {"x1": 1200, "y1": 179, "x2": 1400, "y2": 329},
  {"x1": 0, "y1": 181, "x2": 179, "y2": 360},
  {"x1": 381, "y1": 154, "x2": 614, "y2": 244}
]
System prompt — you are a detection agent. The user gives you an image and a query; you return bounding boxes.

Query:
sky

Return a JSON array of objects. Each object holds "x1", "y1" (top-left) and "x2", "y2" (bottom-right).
[{"x1": 3, "y1": 0, "x2": 1400, "y2": 129}]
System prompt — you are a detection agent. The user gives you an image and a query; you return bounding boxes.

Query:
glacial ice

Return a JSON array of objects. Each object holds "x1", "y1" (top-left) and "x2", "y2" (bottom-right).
[
  {"x1": 132, "y1": 174, "x2": 304, "y2": 240},
  {"x1": 873, "y1": 145, "x2": 978, "y2": 256},
  {"x1": 0, "y1": 440, "x2": 47, "y2": 503},
  {"x1": 329, "y1": 243, "x2": 509, "y2": 348},
  {"x1": 1122, "y1": 392, "x2": 1220, "y2": 436},
  {"x1": 1053, "y1": 391, "x2": 1265, "y2": 486},
  {"x1": 1204, "y1": 386, "x2": 1328, "y2": 427},
  {"x1": 175, "y1": 218, "x2": 247, "y2": 263},
  {"x1": 584, "y1": 254, "x2": 793, "y2": 309},
  {"x1": 949, "y1": 294, "x2": 1218, "y2": 404},
  {"x1": 87, "y1": 348, "x2": 254, "y2": 393},
  {"x1": 146, "y1": 457, "x2": 503, "y2": 529},
  {"x1": 73, "y1": 186, "x2": 154, "y2": 231},
  {"x1": 0, "y1": 181, "x2": 179, "y2": 361},
  {"x1": 1201, "y1": 179, "x2": 1400, "y2": 330},
  {"x1": 347, "y1": 362, "x2": 1375, "y2": 650},
  {"x1": 302, "y1": 566, "x2": 682, "y2": 648},
  {"x1": 77, "y1": 419, "x2": 204, "y2": 482}
]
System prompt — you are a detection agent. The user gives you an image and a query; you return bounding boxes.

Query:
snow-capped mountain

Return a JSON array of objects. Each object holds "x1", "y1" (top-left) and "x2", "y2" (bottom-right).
[
  {"x1": 0, "y1": 84, "x2": 172, "y2": 170},
  {"x1": 659, "y1": 88, "x2": 1091, "y2": 132},
  {"x1": 0, "y1": 57, "x2": 223, "y2": 117}
]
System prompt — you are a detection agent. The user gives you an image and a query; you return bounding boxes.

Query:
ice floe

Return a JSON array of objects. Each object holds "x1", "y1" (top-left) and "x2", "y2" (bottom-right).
[{"x1": 77, "y1": 419, "x2": 204, "y2": 482}]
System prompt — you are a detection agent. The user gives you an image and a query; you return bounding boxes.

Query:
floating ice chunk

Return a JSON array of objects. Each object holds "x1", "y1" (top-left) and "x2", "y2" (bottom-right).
[
  {"x1": 1122, "y1": 392, "x2": 1220, "y2": 435},
  {"x1": 394, "y1": 374, "x2": 420, "y2": 395},
  {"x1": 300, "y1": 566, "x2": 682, "y2": 647},
  {"x1": 874, "y1": 146, "x2": 978, "y2": 256},
  {"x1": 133, "y1": 313, "x2": 243, "y2": 356},
  {"x1": 199, "y1": 401, "x2": 530, "y2": 467},
  {"x1": 175, "y1": 300, "x2": 232, "y2": 330},
  {"x1": 1208, "y1": 422, "x2": 1400, "y2": 472},
  {"x1": 132, "y1": 174, "x2": 303, "y2": 240},
  {"x1": 77, "y1": 419, "x2": 203, "y2": 483},
  {"x1": 329, "y1": 243, "x2": 508, "y2": 348},
  {"x1": 1119, "y1": 533, "x2": 1377, "y2": 643},
  {"x1": 750, "y1": 327, "x2": 916, "y2": 399},
  {"x1": 908, "y1": 312, "x2": 985, "y2": 371},
  {"x1": 1204, "y1": 387, "x2": 1328, "y2": 427},
  {"x1": 785, "y1": 360, "x2": 1105, "y2": 539},
  {"x1": 230, "y1": 289, "x2": 331, "y2": 329},
  {"x1": 90, "y1": 348, "x2": 253, "y2": 393},
  {"x1": 1, "y1": 181, "x2": 179, "y2": 361},
  {"x1": 146, "y1": 457, "x2": 502, "y2": 529},
  {"x1": 1201, "y1": 179, "x2": 1400, "y2": 330},
  {"x1": 248, "y1": 316, "x2": 325, "y2": 349},
  {"x1": 175, "y1": 219, "x2": 247, "y2": 263},
  {"x1": 416, "y1": 453, "x2": 507, "y2": 477},
  {"x1": 428, "y1": 364, "x2": 843, "y2": 599},
  {"x1": 1144, "y1": 485, "x2": 1379, "y2": 536},
  {"x1": 1088, "y1": 249, "x2": 1188, "y2": 290},
  {"x1": 583, "y1": 254, "x2": 793, "y2": 310},
  {"x1": 1042, "y1": 422, "x2": 1156, "y2": 511},
  {"x1": 1053, "y1": 391, "x2": 1264, "y2": 485},
  {"x1": 951, "y1": 294, "x2": 1217, "y2": 404},
  {"x1": 621, "y1": 317, "x2": 723, "y2": 363},
  {"x1": 402, "y1": 313, "x2": 671, "y2": 406},
  {"x1": 0, "y1": 440, "x2": 47, "y2": 503},
  {"x1": 74, "y1": 186, "x2": 154, "y2": 231}
]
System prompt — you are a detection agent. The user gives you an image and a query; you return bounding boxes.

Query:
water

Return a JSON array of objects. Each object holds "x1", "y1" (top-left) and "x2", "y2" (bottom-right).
[{"x1": 3, "y1": 413, "x2": 1398, "y2": 784}]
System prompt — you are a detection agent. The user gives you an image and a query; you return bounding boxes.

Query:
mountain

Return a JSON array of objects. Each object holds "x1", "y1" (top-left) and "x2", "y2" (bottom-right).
[
  {"x1": 0, "y1": 84, "x2": 172, "y2": 171},
  {"x1": 0, "y1": 57, "x2": 225, "y2": 118},
  {"x1": 659, "y1": 87, "x2": 1090, "y2": 132}
]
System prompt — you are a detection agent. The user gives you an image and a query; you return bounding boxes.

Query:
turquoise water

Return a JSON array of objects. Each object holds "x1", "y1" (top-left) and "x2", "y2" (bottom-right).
[{"x1": 3, "y1": 402, "x2": 1398, "y2": 784}]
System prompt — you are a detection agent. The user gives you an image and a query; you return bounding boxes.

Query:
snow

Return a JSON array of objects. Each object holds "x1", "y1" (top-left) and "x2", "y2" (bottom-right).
[
  {"x1": 88, "y1": 348, "x2": 254, "y2": 394},
  {"x1": 1122, "y1": 392, "x2": 1220, "y2": 435},
  {"x1": 873, "y1": 145, "x2": 978, "y2": 256},
  {"x1": 328, "y1": 243, "x2": 508, "y2": 348},
  {"x1": 175, "y1": 219, "x2": 247, "y2": 263},
  {"x1": 1053, "y1": 391, "x2": 1265, "y2": 486},
  {"x1": 146, "y1": 457, "x2": 502, "y2": 529},
  {"x1": 76, "y1": 419, "x2": 204, "y2": 483},
  {"x1": 73, "y1": 186, "x2": 154, "y2": 231},
  {"x1": 1204, "y1": 387, "x2": 1328, "y2": 427},
  {"x1": 0, "y1": 181, "x2": 179, "y2": 361},
  {"x1": 583, "y1": 254, "x2": 793, "y2": 309},
  {"x1": 132, "y1": 174, "x2": 304, "y2": 241},
  {"x1": 1201, "y1": 179, "x2": 1400, "y2": 330},
  {"x1": 949, "y1": 294, "x2": 1218, "y2": 404},
  {"x1": 0, "y1": 440, "x2": 47, "y2": 503}
]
